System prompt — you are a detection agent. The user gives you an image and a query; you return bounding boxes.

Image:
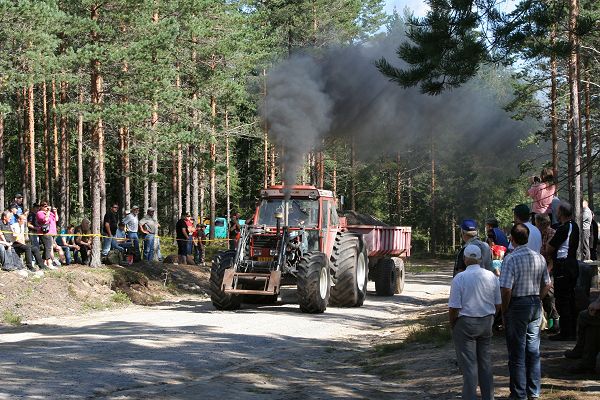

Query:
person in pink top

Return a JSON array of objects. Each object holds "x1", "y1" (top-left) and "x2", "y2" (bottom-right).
[
  {"x1": 36, "y1": 201, "x2": 59, "y2": 269},
  {"x1": 527, "y1": 168, "x2": 555, "y2": 223}
]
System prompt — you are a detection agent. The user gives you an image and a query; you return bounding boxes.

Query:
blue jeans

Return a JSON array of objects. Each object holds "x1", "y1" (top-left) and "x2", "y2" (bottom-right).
[
  {"x1": 102, "y1": 237, "x2": 121, "y2": 256},
  {"x1": 504, "y1": 295, "x2": 542, "y2": 399},
  {"x1": 61, "y1": 246, "x2": 72, "y2": 265},
  {"x1": 127, "y1": 232, "x2": 140, "y2": 260},
  {"x1": 143, "y1": 234, "x2": 155, "y2": 261}
]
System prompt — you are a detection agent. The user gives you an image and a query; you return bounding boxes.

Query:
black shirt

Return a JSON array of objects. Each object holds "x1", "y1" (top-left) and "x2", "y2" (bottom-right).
[
  {"x1": 0, "y1": 221, "x2": 15, "y2": 243},
  {"x1": 549, "y1": 220, "x2": 579, "y2": 260},
  {"x1": 175, "y1": 219, "x2": 188, "y2": 240},
  {"x1": 103, "y1": 211, "x2": 119, "y2": 235}
]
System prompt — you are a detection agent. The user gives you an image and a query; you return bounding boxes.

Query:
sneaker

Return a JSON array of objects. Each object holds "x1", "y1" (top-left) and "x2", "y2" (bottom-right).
[
  {"x1": 46, "y1": 264, "x2": 58, "y2": 270},
  {"x1": 52, "y1": 259, "x2": 61, "y2": 267}
]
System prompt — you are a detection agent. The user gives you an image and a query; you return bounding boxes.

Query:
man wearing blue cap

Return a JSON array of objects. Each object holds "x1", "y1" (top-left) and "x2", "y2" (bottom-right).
[{"x1": 454, "y1": 219, "x2": 493, "y2": 276}]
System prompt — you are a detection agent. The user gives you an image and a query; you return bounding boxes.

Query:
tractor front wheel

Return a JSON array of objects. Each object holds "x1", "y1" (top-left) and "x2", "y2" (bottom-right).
[
  {"x1": 209, "y1": 250, "x2": 241, "y2": 310},
  {"x1": 296, "y1": 252, "x2": 330, "y2": 313},
  {"x1": 330, "y1": 234, "x2": 368, "y2": 307}
]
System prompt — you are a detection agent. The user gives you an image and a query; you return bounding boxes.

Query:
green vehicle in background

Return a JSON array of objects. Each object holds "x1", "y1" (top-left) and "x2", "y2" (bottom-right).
[{"x1": 204, "y1": 217, "x2": 246, "y2": 239}]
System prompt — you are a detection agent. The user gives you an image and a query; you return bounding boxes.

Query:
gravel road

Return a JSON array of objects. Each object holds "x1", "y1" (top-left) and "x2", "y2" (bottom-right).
[{"x1": 0, "y1": 272, "x2": 451, "y2": 400}]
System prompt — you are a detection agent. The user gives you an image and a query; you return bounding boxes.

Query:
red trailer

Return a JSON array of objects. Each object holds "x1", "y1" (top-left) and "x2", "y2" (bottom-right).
[{"x1": 341, "y1": 216, "x2": 412, "y2": 296}]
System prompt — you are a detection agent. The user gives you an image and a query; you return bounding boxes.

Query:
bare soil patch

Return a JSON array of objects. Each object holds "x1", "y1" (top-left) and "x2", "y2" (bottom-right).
[{"x1": 0, "y1": 260, "x2": 211, "y2": 325}]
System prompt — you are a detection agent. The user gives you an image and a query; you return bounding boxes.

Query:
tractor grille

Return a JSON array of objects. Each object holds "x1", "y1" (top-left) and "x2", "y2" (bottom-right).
[{"x1": 251, "y1": 234, "x2": 278, "y2": 257}]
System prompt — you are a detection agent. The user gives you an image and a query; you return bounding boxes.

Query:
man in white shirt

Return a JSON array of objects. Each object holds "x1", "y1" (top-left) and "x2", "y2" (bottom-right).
[
  {"x1": 512, "y1": 204, "x2": 542, "y2": 253},
  {"x1": 449, "y1": 244, "x2": 501, "y2": 400}
]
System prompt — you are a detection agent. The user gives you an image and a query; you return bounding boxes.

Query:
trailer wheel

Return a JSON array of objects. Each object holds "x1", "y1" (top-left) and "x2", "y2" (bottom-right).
[
  {"x1": 209, "y1": 250, "x2": 241, "y2": 310},
  {"x1": 392, "y1": 257, "x2": 405, "y2": 294},
  {"x1": 296, "y1": 252, "x2": 329, "y2": 313},
  {"x1": 374, "y1": 257, "x2": 397, "y2": 296},
  {"x1": 330, "y1": 234, "x2": 368, "y2": 307}
]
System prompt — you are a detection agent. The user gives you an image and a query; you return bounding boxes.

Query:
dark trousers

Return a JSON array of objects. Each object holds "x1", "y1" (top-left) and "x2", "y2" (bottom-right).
[
  {"x1": 572, "y1": 309, "x2": 600, "y2": 368},
  {"x1": 12, "y1": 242, "x2": 42, "y2": 270},
  {"x1": 554, "y1": 258, "x2": 579, "y2": 337}
]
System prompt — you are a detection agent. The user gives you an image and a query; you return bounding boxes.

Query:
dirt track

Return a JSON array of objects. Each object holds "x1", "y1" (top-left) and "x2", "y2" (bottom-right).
[{"x1": 1, "y1": 261, "x2": 599, "y2": 399}]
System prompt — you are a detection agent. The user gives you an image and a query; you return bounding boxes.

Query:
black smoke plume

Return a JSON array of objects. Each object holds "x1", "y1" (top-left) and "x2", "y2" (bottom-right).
[{"x1": 262, "y1": 33, "x2": 536, "y2": 189}]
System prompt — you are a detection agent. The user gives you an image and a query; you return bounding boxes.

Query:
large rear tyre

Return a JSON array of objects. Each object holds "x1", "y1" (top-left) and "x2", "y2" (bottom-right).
[
  {"x1": 374, "y1": 257, "x2": 396, "y2": 296},
  {"x1": 297, "y1": 252, "x2": 330, "y2": 313},
  {"x1": 209, "y1": 250, "x2": 241, "y2": 310},
  {"x1": 330, "y1": 234, "x2": 368, "y2": 307},
  {"x1": 392, "y1": 257, "x2": 405, "y2": 294}
]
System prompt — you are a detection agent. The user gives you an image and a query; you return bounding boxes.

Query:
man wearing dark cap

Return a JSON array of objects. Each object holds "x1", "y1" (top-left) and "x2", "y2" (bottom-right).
[
  {"x1": 10, "y1": 194, "x2": 24, "y2": 218},
  {"x1": 512, "y1": 204, "x2": 542, "y2": 253},
  {"x1": 547, "y1": 201, "x2": 580, "y2": 341},
  {"x1": 453, "y1": 219, "x2": 493, "y2": 276},
  {"x1": 500, "y1": 223, "x2": 552, "y2": 400}
]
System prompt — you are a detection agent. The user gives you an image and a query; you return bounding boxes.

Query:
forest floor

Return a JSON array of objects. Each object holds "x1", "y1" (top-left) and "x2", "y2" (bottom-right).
[{"x1": 0, "y1": 257, "x2": 599, "y2": 399}]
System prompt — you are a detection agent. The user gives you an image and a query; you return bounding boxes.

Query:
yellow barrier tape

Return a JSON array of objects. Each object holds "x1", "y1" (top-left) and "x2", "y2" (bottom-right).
[{"x1": 0, "y1": 229, "x2": 232, "y2": 243}]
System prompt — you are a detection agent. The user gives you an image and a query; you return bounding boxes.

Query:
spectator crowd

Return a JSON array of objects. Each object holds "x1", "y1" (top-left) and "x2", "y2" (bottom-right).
[
  {"x1": 0, "y1": 194, "x2": 209, "y2": 276},
  {"x1": 450, "y1": 168, "x2": 600, "y2": 399}
]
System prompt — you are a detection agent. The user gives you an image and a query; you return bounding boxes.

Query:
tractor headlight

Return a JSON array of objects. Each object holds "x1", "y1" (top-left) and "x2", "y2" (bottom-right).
[{"x1": 270, "y1": 249, "x2": 277, "y2": 256}]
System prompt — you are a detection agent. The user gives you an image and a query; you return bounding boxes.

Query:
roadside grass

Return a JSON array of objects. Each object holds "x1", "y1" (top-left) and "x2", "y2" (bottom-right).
[
  {"x1": 111, "y1": 290, "x2": 131, "y2": 304},
  {"x1": 2, "y1": 310, "x2": 22, "y2": 326},
  {"x1": 374, "y1": 323, "x2": 452, "y2": 356}
]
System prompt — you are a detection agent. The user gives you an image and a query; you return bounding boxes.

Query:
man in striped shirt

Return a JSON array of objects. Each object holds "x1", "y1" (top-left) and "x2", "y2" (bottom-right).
[{"x1": 500, "y1": 224, "x2": 552, "y2": 400}]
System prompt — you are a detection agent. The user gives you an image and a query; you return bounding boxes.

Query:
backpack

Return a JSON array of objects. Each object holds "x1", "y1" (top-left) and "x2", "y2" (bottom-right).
[{"x1": 2, "y1": 246, "x2": 24, "y2": 271}]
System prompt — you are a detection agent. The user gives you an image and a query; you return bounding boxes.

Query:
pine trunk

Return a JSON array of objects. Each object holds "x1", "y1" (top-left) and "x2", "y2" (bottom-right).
[
  {"x1": 59, "y1": 82, "x2": 69, "y2": 224},
  {"x1": 350, "y1": 141, "x2": 356, "y2": 211},
  {"x1": 584, "y1": 76, "x2": 593, "y2": 209},
  {"x1": 0, "y1": 111, "x2": 4, "y2": 208},
  {"x1": 550, "y1": 25, "x2": 559, "y2": 180},
  {"x1": 332, "y1": 152, "x2": 337, "y2": 196},
  {"x1": 177, "y1": 144, "x2": 183, "y2": 217},
  {"x1": 431, "y1": 136, "x2": 436, "y2": 256},
  {"x1": 263, "y1": 69, "x2": 269, "y2": 189},
  {"x1": 17, "y1": 88, "x2": 28, "y2": 205},
  {"x1": 270, "y1": 145, "x2": 276, "y2": 185},
  {"x1": 143, "y1": 157, "x2": 149, "y2": 211},
  {"x1": 225, "y1": 110, "x2": 231, "y2": 225},
  {"x1": 172, "y1": 150, "x2": 179, "y2": 231},
  {"x1": 77, "y1": 89, "x2": 85, "y2": 216},
  {"x1": 568, "y1": 0, "x2": 582, "y2": 256},
  {"x1": 28, "y1": 83, "x2": 36, "y2": 205},
  {"x1": 396, "y1": 153, "x2": 402, "y2": 224},
  {"x1": 185, "y1": 146, "x2": 190, "y2": 214},
  {"x1": 51, "y1": 80, "x2": 60, "y2": 206},
  {"x1": 42, "y1": 82, "x2": 51, "y2": 202},
  {"x1": 209, "y1": 95, "x2": 217, "y2": 239},
  {"x1": 150, "y1": 106, "x2": 158, "y2": 212},
  {"x1": 90, "y1": 5, "x2": 103, "y2": 267},
  {"x1": 191, "y1": 145, "x2": 199, "y2": 221}
]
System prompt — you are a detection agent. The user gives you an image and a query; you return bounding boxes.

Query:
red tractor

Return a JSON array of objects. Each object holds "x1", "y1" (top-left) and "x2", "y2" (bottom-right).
[{"x1": 210, "y1": 185, "x2": 411, "y2": 313}]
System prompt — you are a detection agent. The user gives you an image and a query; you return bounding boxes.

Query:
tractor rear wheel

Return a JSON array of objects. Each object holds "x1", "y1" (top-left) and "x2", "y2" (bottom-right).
[
  {"x1": 392, "y1": 257, "x2": 405, "y2": 294},
  {"x1": 330, "y1": 234, "x2": 368, "y2": 307},
  {"x1": 209, "y1": 250, "x2": 241, "y2": 310},
  {"x1": 374, "y1": 257, "x2": 397, "y2": 296},
  {"x1": 296, "y1": 252, "x2": 330, "y2": 313}
]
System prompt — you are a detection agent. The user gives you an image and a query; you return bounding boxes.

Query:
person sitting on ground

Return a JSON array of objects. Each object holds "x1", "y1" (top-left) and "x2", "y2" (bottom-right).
[
  {"x1": 74, "y1": 219, "x2": 93, "y2": 265},
  {"x1": 453, "y1": 219, "x2": 493, "y2": 276},
  {"x1": 11, "y1": 214, "x2": 43, "y2": 271},
  {"x1": 449, "y1": 244, "x2": 501, "y2": 400},
  {"x1": 526, "y1": 167, "x2": 555, "y2": 223},
  {"x1": 564, "y1": 295, "x2": 600, "y2": 374},
  {"x1": 0, "y1": 211, "x2": 41, "y2": 272},
  {"x1": 114, "y1": 222, "x2": 131, "y2": 253},
  {"x1": 56, "y1": 225, "x2": 80, "y2": 265}
]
